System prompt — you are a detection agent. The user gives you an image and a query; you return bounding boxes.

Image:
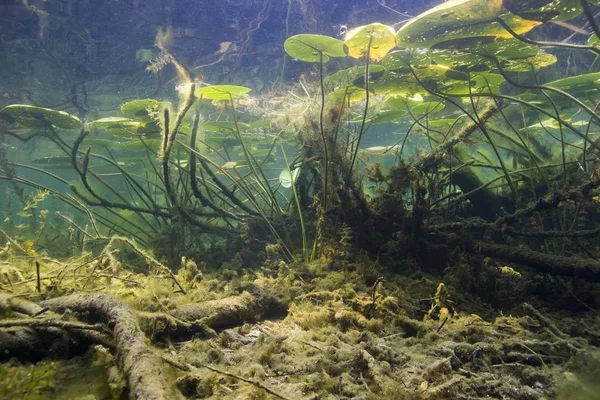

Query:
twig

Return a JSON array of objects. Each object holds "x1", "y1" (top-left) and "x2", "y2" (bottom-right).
[
  {"x1": 161, "y1": 355, "x2": 292, "y2": 400},
  {"x1": 0, "y1": 318, "x2": 107, "y2": 333}
]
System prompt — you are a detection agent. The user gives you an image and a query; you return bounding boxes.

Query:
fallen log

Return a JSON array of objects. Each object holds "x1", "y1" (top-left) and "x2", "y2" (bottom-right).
[{"x1": 41, "y1": 293, "x2": 180, "y2": 400}]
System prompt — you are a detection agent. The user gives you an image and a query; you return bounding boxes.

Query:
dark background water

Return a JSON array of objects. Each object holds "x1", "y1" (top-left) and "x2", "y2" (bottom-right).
[{"x1": 0, "y1": 0, "x2": 440, "y2": 104}]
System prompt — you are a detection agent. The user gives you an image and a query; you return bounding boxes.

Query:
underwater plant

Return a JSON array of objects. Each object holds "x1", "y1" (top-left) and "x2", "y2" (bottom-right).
[{"x1": 0, "y1": 0, "x2": 599, "y2": 278}]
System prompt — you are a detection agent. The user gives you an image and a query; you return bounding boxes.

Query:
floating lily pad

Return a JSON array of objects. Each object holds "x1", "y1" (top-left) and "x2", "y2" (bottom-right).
[
  {"x1": 504, "y1": 0, "x2": 582, "y2": 22},
  {"x1": 250, "y1": 119, "x2": 271, "y2": 129},
  {"x1": 202, "y1": 121, "x2": 250, "y2": 134},
  {"x1": 344, "y1": 23, "x2": 396, "y2": 62},
  {"x1": 381, "y1": 49, "x2": 431, "y2": 72},
  {"x1": 545, "y1": 72, "x2": 600, "y2": 90},
  {"x1": 327, "y1": 65, "x2": 386, "y2": 90},
  {"x1": 366, "y1": 110, "x2": 408, "y2": 124},
  {"x1": 205, "y1": 135, "x2": 241, "y2": 148},
  {"x1": 0, "y1": 104, "x2": 81, "y2": 130},
  {"x1": 395, "y1": 0, "x2": 541, "y2": 49},
  {"x1": 196, "y1": 85, "x2": 251, "y2": 100},
  {"x1": 120, "y1": 99, "x2": 159, "y2": 122},
  {"x1": 112, "y1": 139, "x2": 162, "y2": 152},
  {"x1": 501, "y1": 52, "x2": 557, "y2": 72},
  {"x1": 430, "y1": 38, "x2": 540, "y2": 72},
  {"x1": 444, "y1": 73, "x2": 505, "y2": 95},
  {"x1": 395, "y1": 0, "x2": 503, "y2": 48},
  {"x1": 88, "y1": 117, "x2": 142, "y2": 138},
  {"x1": 284, "y1": 34, "x2": 348, "y2": 63}
]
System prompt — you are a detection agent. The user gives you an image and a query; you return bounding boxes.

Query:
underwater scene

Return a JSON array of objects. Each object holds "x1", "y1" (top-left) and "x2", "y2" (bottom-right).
[{"x1": 1, "y1": 0, "x2": 600, "y2": 398}]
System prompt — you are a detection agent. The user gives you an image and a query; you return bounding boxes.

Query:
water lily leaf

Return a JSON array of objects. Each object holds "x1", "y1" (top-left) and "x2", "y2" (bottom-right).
[
  {"x1": 370, "y1": 72, "x2": 430, "y2": 96},
  {"x1": 83, "y1": 138, "x2": 114, "y2": 147},
  {"x1": 344, "y1": 23, "x2": 396, "y2": 62},
  {"x1": 430, "y1": 38, "x2": 540, "y2": 72},
  {"x1": 250, "y1": 119, "x2": 271, "y2": 129},
  {"x1": 205, "y1": 135, "x2": 241, "y2": 148},
  {"x1": 501, "y1": 52, "x2": 557, "y2": 72},
  {"x1": 196, "y1": 85, "x2": 251, "y2": 100},
  {"x1": 112, "y1": 139, "x2": 162, "y2": 152},
  {"x1": 411, "y1": 101, "x2": 446, "y2": 115},
  {"x1": 326, "y1": 86, "x2": 368, "y2": 104},
  {"x1": 202, "y1": 121, "x2": 250, "y2": 134},
  {"x1": 395, "y1": 0, "x2": 503, "y2": 48},
  {"x1": 396, "y1": 0, "x2": 541, "y2": 49},
  {"x1": 367, "y1": 110, "x2": 408, "y2": 124},
  {"x1": 279, "y1": 168, "x2": 300, "y2": 188},
  {"x1": 444, "y1": 73, "x2": 504, "y2": 95},
  {"x1": 284, "y1": 34, "x2": 348, "y2": 63},
  {"x1": 545, "y1": 72, "x2": 600, "y2": 90},
  {"x1": 386, "y1": 94, "x2": 424, "y2": 108},
  {"x1": 327, "y1": 65, "x2": 386, "y2": 89},
  {"x1": 120, "y1": 99, "x2": 159, "y2": 122},
  {"x1": 381, "y1": 49, "x2": 431, "y2": 73},
  {"x1": 504, "y1": 0, "x2": 582, "y2": 22},
  {"x1": 88, "y1": 117, "x2": 141, "y2": 138},
  {"x1": 0, "y1": 104, "x2": 81, "y2": 130}
]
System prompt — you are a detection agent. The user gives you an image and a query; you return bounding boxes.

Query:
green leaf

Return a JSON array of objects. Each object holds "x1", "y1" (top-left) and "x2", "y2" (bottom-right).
[
  {"x1": 88, "y1": 117, "x2": 141, "y2": 138},
  {"x1": 120, "y1": 99, "x2": 159, "y2": 122},
  {"x1": 279, "y1": 168, "x2": 300, "y2": 188},
  {"x1": 395, "y1": 0, "x2": 540, "y2": 49},
  {"x1": 284, "y1": 34, "x2": 348, "y2": 63},
  {"x1": 196, "y1": 85, "x2": 251, "y2": 100},
  {"x1": 344, "y1": 23, "x2": 396, "y2": 61},
  {"x1": 381, "y1": 49, "x2": 431, "y2": 72},
  {"x1": 202, "y1": 121, "x2": 251, "y2": 134},
  {"x1": 0, "y1": 104, "x2": 80, "y2": 130}
]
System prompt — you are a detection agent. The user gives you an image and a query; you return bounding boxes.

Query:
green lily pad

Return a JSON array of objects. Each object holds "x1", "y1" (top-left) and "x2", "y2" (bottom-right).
[
  {"x1": 395, "y1": 0, "x2": 503, "y2": 48},
  {"x1": 366, "y1": 110, "x2": 408, "y2": 124},
  {"x1": 112, "y1": 139, "x2": 162, "y2": 152},
  {"x1": 88, "y1": 117, "x2": 142, "y2": 138},
  {"x1": 0, "y1": 104, "x2": 80, "y2": 130},
  {"x1": 501, "y1": 52, "x2": 557, "y2": 72},
  {"x1": 284, "y1": 34, "x2": 348, "y2": 63},
  {"x1": 503, "y1": 0, "x2": 582, "y2": 22},
  {"x1": 395, "y1": 0, "x2": 541, "y2": 49},
  {"x1": 205, "y1": 135, "x2": 241, "y2": 148},
  {"x1": 381, "y1": 49, "x2": 432, "y2": 72},
  {"x1": 327, "y1": 65, "x2": 386, "y2": 89},
  {"x1": 545, "y1": 72, "x2": 600, "y2": 90},
  {"x1": 443, "y1": 73, "x2": 504, "y2": 95},
  {"x1": 202, "y1": 121, "x2": 250, "y2": 134},
  {"x1": 430, "y1": 38, "x2": 540, "y2": 72},
  {"x1": 250, "y1": 119, "x2": 271, "y2": 129},
  {"x1": 196, "y1": 85, "x2": 251, "y2": 100},
  {"x1": 120, "y1": 99, "x2": 159, "y2": 122},
  {"x1": 344, "y1": 23, "x2": 396, "y2": 62}
]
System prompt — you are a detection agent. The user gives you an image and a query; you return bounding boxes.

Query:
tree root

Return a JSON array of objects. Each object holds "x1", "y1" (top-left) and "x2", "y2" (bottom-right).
[
  {"x1": 0, "y1": 293, "x2": 115, "y2": 361},
  {"x1": 41, "y1": 293, "x2": 180, "y2": 400}
]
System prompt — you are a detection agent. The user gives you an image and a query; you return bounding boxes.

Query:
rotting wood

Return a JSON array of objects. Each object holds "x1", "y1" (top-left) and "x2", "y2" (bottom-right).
[{"x1": 41, "y1": 293, "x2": 181, "y2": 400}]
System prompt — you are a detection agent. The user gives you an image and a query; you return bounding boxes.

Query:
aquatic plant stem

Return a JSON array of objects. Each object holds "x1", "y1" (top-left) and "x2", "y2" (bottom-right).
[
  {"x1": 347, "y1": 36, "x2": 373, "y2": 185},
  {"x1": 280, "y1": 145, "x2": 310, "y2": 261},
  {"x1": 580, "y1": 0, "x2": 600, "y2": 40},
  {"x1": 318, "y1": 51, "x2": 329, "y2": 214}
]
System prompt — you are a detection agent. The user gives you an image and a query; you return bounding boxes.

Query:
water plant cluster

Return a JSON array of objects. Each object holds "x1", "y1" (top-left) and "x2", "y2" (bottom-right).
[{"x1": 0, "y1": 0, "x2": 599, "y2": 275}]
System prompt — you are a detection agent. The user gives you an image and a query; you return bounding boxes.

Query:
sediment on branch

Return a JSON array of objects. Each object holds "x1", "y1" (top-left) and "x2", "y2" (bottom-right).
[{"x1": 41, "y1": 293, "x2": 179, "y2": 400}]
